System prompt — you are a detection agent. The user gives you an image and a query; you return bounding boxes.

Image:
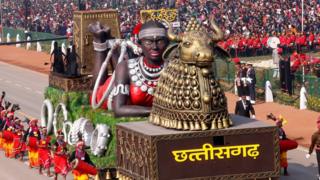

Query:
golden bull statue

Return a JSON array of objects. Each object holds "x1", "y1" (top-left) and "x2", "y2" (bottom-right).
[{"x1": 149, "y1": 17, "x2": 232, "y2": 130}]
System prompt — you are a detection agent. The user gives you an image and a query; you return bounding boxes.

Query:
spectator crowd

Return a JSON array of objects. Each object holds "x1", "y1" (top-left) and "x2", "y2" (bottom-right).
[{"x1": 2, "y1": 0, "x2": 320, "y2": 56}]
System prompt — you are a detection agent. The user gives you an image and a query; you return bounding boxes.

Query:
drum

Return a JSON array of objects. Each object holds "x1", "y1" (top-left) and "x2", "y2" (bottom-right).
[
  {"x1": 53, "y1": 154, "x2": 69, "y2": 175},
  {"x1": 28, "y1": 137, "x2": 38, "y2": 150},
  {"x1": 280, "y1": 139, "x2": 298, "y2": 152},
  {"x1": 3, "y1": 130, "x2": 14, "y2": 142},
  {"x1": 71, "y1": 159, "x2": 97, "y2": 175}
]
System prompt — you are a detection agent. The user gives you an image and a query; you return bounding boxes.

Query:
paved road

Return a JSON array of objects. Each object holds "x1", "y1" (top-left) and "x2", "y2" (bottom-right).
[
  {"x1": 281, "y1": 147, "x2": 319, "y2": 180},
  {"x1": 0, "y1": 151, "x2": 53, "y2": 180},
  {"x1": 0, "y1": 61, "x2": 319, "y2": 179},
  {"x1": 0, "y1": 61, "x2": 47, "y2": 119},
  {"x1": 0, "y1": 62, "x2": 74, "y2": 179}
]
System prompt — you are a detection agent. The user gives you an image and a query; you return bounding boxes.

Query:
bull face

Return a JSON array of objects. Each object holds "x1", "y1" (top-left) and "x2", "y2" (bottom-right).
[
  {"x1": 166, "y1": 17, "x2": 224, "y2": 66},
  {"x1": 180, "y1": 31, "x2": 213, "y2": 65}
]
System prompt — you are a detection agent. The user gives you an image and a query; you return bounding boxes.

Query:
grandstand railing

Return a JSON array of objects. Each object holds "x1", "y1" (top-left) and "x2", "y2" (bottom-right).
[
  {"x1": 214, "y1": 58, "x2": 320, "y2": 97},
  {"x1": 2, "y1": 27, "x2": 68, "y2": 52}
]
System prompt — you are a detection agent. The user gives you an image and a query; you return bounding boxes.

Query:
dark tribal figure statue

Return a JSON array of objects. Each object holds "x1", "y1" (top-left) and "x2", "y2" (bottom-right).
[{"x1": 90, "y1": 20, "x2": 169, "y2": 117}]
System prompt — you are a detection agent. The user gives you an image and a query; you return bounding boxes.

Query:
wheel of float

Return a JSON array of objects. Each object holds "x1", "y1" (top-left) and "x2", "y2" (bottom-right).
[
  {"x1": 63, "y1": 121, "x2": 73, "y2": 145},
  {"x1": 69, "y1": 117, "x2": 94, "y2": 146},
  {"x1": 40, "y1": 99, "x2": 53, "y2": 134},
  {"x1": 53, "y1": 103, "x2": 68, "y2": 136},
  {"x1": 90, "y1": 124, "x2": 110, "y2": 157}
]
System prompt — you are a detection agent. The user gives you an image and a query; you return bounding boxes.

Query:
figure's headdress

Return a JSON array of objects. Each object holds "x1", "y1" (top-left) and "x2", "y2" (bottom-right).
[{"x1": 138, "y1": 21, "x2": 167, "y2": 39}]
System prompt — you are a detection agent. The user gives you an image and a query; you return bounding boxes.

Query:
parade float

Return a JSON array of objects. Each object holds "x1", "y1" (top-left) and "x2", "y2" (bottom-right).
[
  {"x1": 44, "y1": 9, "x2": 280, "y2": 179},
  {"x1": 45, "y1": 10, "x2": 138, "y2": 168}
]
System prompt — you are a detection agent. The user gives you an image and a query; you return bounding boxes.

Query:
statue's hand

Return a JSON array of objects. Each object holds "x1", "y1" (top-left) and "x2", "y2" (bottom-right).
[{"x1": 88, "y1": 21, "x2": 111, "y2": 43}]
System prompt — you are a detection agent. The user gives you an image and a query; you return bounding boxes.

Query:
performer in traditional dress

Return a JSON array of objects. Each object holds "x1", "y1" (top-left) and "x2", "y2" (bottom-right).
[
  {"x1": 38, "y1": 127, "x2": 52, "y2": 176},
  {"x1": 91, "y1": 20, "x2": 169, "y2": 117},
  {"x1": 69, "y1": 134, "x2": 95, "y2": 180},
  {"x1": 2, "y1": 112, "x2": 15, "y2": 157},
  {"x1": 12, "y1": 118, "x2": 26, "y2": 160},
  {"x1": 277, "y1": 118, "x2": 289, "y2": 175},
  {"x1": 0, "y1": 94, "x2": 6, "y2": 149},
  {"x1": 24, "y1": 119, "x2": 41, "y2": 168},
  {"x1": 267, "y1": 113, "x2": 297, "y2": 176},
  {"x1": 53, "y1": 130, "x2": 69, "y2": 180}
]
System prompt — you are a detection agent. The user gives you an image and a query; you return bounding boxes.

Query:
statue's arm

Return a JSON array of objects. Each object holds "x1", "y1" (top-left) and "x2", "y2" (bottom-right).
[
  {"x1": 89, "y1": 22, "x2": 111, "y2": 85},
  {"x1": 112, "y1": 61, "x2": 151, "y2": 117}
]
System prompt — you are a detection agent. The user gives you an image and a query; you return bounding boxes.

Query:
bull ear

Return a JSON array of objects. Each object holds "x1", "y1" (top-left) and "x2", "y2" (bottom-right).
[{"x1": 213, "y1": 45, "x2": 230, "y2": 61}]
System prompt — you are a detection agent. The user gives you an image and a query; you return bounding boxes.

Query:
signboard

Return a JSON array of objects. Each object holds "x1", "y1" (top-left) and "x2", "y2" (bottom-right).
[
  {"x1": 157, "y1": 133, "x2": 275, "y2": 179},
  {"x1": 116, "y1": 117, "x2": 280, "y2": 180}
]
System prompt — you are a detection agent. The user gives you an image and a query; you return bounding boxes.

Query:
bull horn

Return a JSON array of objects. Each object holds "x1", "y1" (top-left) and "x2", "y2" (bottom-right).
[
  {"x1": 164, "y1": 20, "x2": 181, "y2": 42},
  {"x1": 210, "y1": 17, "x2": 224, "y2": 42}
]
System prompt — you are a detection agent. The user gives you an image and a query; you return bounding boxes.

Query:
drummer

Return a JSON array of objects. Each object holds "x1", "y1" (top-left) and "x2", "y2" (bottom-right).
[
  {"x1": 23, "y1": 119, "x2": 41, "y2": 168},
  {"x1": 69, "y1": 133, "x2": 95, "y2": 180},
  {"x1": 53, "y1": 130, "x2": 69, "y2": 180},
  {"x1": 267, "y1": 114, "x2": 291, "y2": 176}
]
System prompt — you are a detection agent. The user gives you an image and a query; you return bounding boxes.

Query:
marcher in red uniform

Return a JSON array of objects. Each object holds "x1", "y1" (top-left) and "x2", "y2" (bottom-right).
[
  {"x1": 288, "y1": 33, "x2": 296, "y2": 53},
  {"x1": 24, "y1": 119, "x2": 41, "y2": 168},
  {"x1": 279, "y1": 33, "x2": 287, "y2": 55},
  {"x1": 53, "y1": 130, "x2": 69, "y2": 180},
  {"x1": 226, "y1": 38, "x2": 234, "y2": 56},
  {"x1": 247, "y1": 36, "x2": 254, "y2": 56},
  {"x1": 254, "y1": 35, "x2": 262, "y2": 56},
  {"x1": 261, "y1": 34, "x2": 269, "y2": 55},
  {"x1": 38, "y1": 127, "x2": 52, "y2": 177},
  {"x1": 308, "y1": 32, "x2": 315, "y2": 51},
  {"x1": 295, "y1": 33, "x2": 302, "y2": 53},
  {"x1": 238, "y1": 37, "x2": 247, "y2": 57}
]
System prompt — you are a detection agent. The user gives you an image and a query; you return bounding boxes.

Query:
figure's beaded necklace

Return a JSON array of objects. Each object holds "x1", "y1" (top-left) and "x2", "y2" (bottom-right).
[{"x1": 128, "y1": 57, "x2": 164, "y2": 95}]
